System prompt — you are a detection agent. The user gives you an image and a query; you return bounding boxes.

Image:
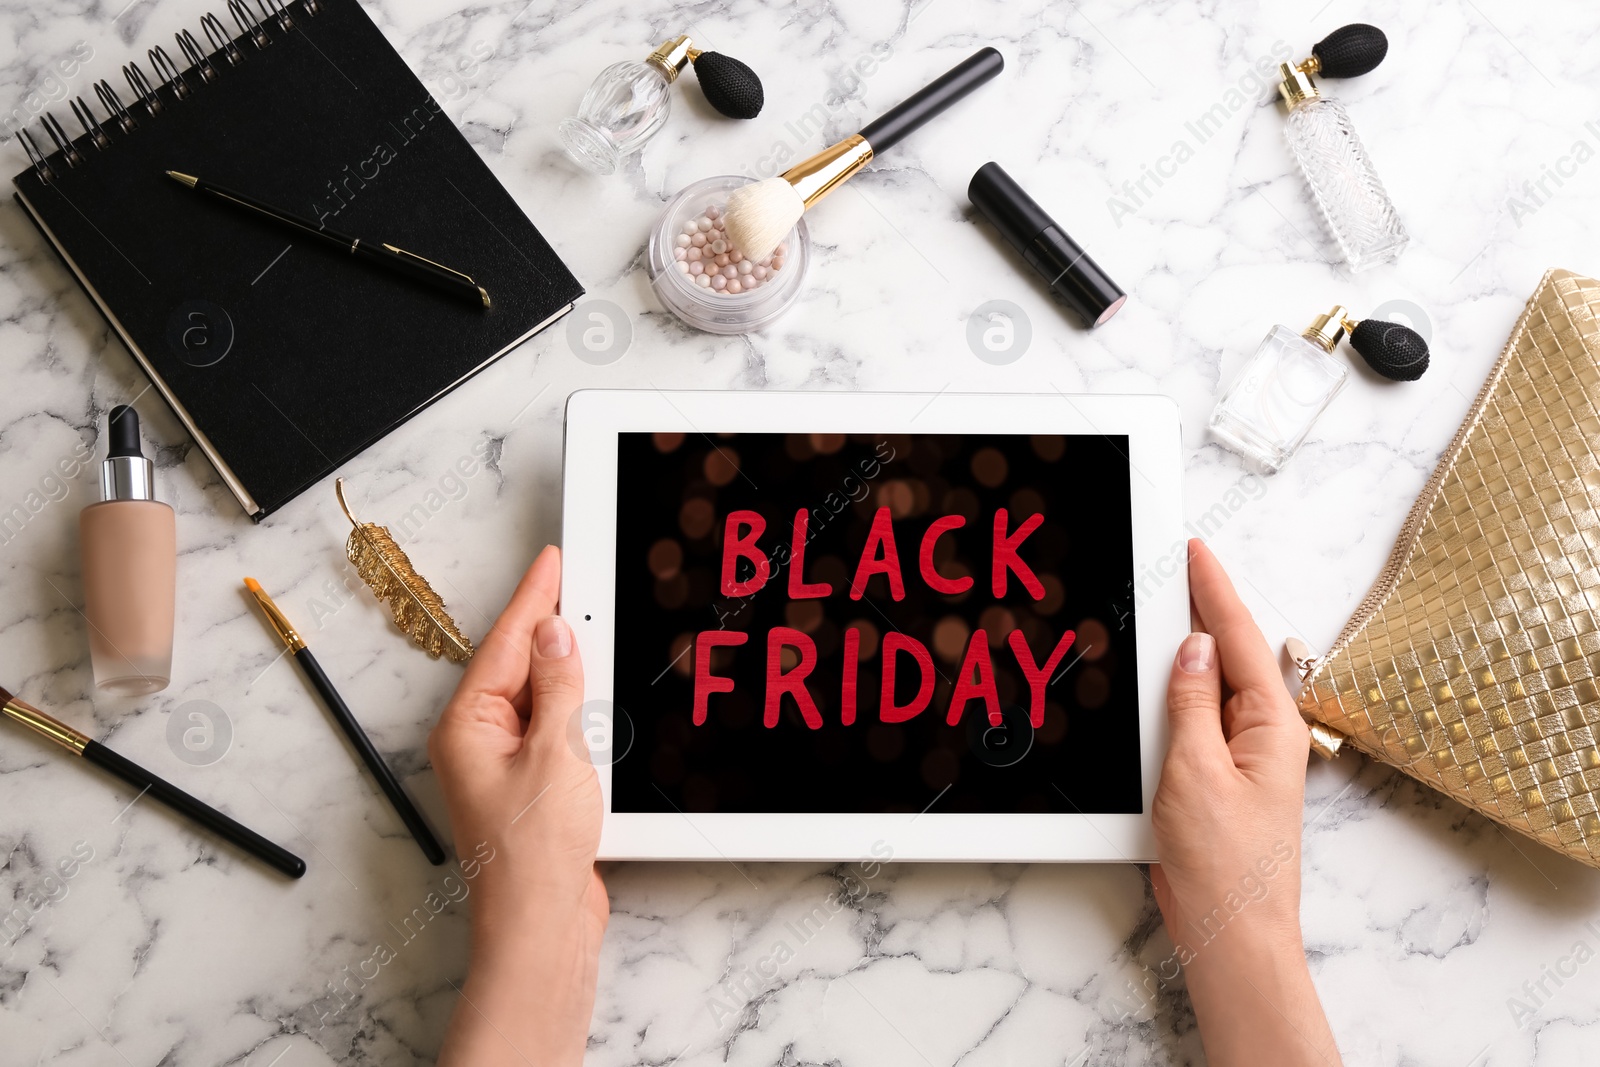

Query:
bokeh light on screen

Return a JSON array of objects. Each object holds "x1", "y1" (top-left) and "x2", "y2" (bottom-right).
[
  {"x1": 647, "y1": 539, "x2": 682, "y2": 579},
  {"x1": 704, "y1": 448, "x2": 741, "y2": 486},
  {"x1": 810, "y1": 432, "x2": 845, "y2": 454},
  {"x1": 1077, "y1": 618, "x2": 1110, "y2": 661},
  {"x1": 932, "y1": 615, "x2": 971, "y2": 662},
  {"x1": 1030, "y1": 434, "x2": 1065, "y2": 461},
  {"x1": 971, "y1": 446, "x2": 1007, "y2": 488},
  {"x1": 679, "y1": 497, "x2": 715, "y2": 539}
]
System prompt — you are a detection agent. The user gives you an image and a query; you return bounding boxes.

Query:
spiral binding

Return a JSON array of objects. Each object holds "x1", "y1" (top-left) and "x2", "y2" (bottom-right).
[
  {"x1": 176, "y1": 29, "x2": 217, "y2": 82},
  {"x1": 124, "y1": 60, "x2": 162, "y2": 115},
  {"x1": 94, "y1": 81, "x2": 136, "y2": 134},
  {"x1": 201, "y1": 13, "x2": 243, "y2": 66},
  {"x1": 229, "y1": 0, "x2": 271, "y2": 49},
  {"x1": 18, "y1": 0, "x2": 318, "y2": 185},
  {"x1": 69, "y1": 96, "x2": 110, "y2": 151}
]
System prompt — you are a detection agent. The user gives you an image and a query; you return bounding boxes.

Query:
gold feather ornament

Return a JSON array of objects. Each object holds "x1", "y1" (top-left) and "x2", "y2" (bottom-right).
[{"x1": 336, "y1": 478, "x2": 475, "y2": 662}]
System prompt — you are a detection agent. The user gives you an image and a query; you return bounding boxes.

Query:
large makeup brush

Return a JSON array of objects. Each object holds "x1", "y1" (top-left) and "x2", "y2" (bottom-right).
[{"x1": 725, "y1": 47, "x2": 1004, "y2": 263}]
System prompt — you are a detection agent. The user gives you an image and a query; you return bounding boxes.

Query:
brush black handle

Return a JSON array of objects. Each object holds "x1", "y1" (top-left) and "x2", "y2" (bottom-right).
[
  {"x1": 295, "y1": 648, "x2": 447, "y2": 865},
  {"x1": 81, "y1": 740, "x2": 306, "y2": 878},
  {"x1": 859, "y1": 48, "x2": 1004, "y2": 154}
]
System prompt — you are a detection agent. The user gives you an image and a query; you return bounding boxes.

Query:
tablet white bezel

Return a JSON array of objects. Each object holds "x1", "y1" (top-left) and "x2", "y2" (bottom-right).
[{"x1": 561, "y1": 390, "x2": 1187, "y2": 863}]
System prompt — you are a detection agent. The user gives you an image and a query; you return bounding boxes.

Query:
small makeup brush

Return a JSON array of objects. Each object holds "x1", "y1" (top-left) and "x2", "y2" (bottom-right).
[
  {"x1": 725, "y1": 47, "x2": 1004, "y2": 262},
  {"x1": 0, "y1": 685, "x2": 306, "y2": 878}
]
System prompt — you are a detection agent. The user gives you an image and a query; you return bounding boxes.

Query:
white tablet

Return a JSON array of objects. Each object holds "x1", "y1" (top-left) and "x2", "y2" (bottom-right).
[{"x1": 560, "y1": 390, "x2": 1187, "y2": 862}]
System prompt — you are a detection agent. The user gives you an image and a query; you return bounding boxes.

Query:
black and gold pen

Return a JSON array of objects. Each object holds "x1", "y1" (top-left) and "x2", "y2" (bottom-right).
[
  {"x1": 245, "y1": 578, "x2": 446, "y2": 865},
  {"x1": 166, "y1": 170, "x2": 490, "y2": 309},
  {"x1": 0, "y1": 685, "x2": 306, "y2": 878}
]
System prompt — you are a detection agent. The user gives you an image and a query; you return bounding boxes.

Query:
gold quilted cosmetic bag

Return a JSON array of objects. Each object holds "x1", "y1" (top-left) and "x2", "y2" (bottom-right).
[{"x1": 1296, "y1": 269, "x2": 1600, "y2": 869}]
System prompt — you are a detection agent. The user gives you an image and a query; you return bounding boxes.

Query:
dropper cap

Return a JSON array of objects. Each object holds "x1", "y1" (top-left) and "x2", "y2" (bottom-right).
[
  {"x1": 100, "y1": 406, "x2": 155, "y2": 502},
  {"x1": 108, "y1": 406, "x2": 142, "y2": 457}
]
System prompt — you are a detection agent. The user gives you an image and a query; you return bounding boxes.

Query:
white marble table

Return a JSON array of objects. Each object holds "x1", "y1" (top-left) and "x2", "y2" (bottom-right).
[{"x1": 4, "y1": 1, "x2": 1600, "y2": 1064}]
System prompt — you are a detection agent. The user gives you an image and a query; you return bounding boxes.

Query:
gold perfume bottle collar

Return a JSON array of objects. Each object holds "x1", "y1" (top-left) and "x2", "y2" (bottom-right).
[
  {"x1": 646, "y1": 35, "x2": 697, "y2": 82},
  {"x1": 1303, "y1": 305, "x2": 1351, "y2": 351},
  {"x1": 1277, "y1": 61, "x2": 1320, "y2": 108}
]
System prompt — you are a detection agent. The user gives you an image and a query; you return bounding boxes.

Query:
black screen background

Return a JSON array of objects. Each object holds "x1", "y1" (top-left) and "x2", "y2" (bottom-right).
[{"x1": 610, "y1": 432, "x2": 1141, "y2": 815}]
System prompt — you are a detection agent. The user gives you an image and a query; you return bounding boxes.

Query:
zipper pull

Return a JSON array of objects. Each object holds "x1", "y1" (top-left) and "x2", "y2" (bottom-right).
[
  {"x1": 1285, "y1": 637, "x2": 1345, "y2": 759},
  {"x1": 1286, "y1": 636, "x2": 1320, "y2": 683}
]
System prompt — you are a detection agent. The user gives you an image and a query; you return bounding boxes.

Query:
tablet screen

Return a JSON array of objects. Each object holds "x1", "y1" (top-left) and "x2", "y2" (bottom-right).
[{"x1": 609, "y1": 432, "x2": 1141, "y2": 815}]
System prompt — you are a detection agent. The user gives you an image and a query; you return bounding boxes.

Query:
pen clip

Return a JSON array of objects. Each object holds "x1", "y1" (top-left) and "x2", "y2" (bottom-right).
[{"x1": 381, "y1": 242, "x2": 477, "y2": 285}]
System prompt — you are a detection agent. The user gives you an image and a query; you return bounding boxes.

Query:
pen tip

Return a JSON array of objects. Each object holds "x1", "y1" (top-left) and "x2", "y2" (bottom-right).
[
  {"x1": 166, "y1": 170, "x2": 198, "y2": 188},
  {"x1": 244, "y1": 577, "x2": 262, "y2": 593},
  {"x1": 478, "y1": 286, "x2": 492, "y2": 309}
]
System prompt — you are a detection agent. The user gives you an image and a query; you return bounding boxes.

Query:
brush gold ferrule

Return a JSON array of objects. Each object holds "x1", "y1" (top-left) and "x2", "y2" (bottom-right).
[
  {"x1": 3, "y1": 697, "x2": 90, "y2": 755},
  {"x1": 166, "y1": 169, "x2": 199, "y2": 188},
  {"x1": 244, "y1": 578, "x2": 307, "y2": 652},
  {"x1": 780, "y1": 134, "x2": 875, "y2": 210},
  {"x1": 646, "y1": 35, "x2": 694, "y2": 82}
]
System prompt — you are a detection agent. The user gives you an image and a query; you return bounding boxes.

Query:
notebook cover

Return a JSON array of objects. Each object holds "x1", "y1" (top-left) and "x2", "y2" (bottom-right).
[{"x1": 11, "y1": 0, "x2": 582, "y2": 519}]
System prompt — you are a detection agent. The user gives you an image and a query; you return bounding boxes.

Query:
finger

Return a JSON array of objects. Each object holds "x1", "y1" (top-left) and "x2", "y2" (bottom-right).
[
  {"x1": 456, "y1": 546, "x2": 562, "y2": 705},
  {"x1": 1166, "y1": 630, "x2": 1227, "y2": 762},
  {"x1": 521, "y1": 614, "x2": 586, "y2": 749},
  {"x1": 1186, "y1": 540, "x2": 1285, "y2": 699}
]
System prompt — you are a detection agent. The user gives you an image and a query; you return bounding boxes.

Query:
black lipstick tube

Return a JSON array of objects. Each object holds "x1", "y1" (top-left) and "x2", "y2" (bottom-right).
[{"x1": 968, "y1": 162, "x2": 1126, "y2": 328}]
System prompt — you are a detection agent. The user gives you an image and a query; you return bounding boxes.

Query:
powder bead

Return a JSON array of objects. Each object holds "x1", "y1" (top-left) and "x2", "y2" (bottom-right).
[{"x1": 673, "y1": 200, "x2": 790, "y2": 299}]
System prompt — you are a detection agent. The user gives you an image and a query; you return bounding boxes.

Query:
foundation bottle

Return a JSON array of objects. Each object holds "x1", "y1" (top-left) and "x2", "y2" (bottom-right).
[{"x1": 79, "y1": 406, "x2": 175, "y2": 694}]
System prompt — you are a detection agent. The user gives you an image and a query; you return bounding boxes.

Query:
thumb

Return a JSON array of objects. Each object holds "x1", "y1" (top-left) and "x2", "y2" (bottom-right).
[
  {"x1": 1166, "y1": 631, "x2": 1227, "y2": 763},
  {"x1": 524, "y1": 615, "x2": 586, "y2": 745}
]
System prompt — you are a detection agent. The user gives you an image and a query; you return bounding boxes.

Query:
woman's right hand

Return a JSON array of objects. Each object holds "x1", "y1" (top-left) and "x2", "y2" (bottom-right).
[
  {"x1": 429, "y1": 545, "x2": 606, "y2": 1067},
  {"x1": 1150, "y1": 539, "x2": 1341, "y2": 1067}
]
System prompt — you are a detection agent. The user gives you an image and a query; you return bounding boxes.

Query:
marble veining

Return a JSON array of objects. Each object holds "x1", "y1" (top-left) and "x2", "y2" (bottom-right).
[{"x1": 3, "y1": 0, "x2": 1600, "y2": 1064}]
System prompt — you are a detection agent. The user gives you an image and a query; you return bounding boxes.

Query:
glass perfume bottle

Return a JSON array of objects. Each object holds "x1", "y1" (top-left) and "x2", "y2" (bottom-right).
[
  {"x1": 560, "y1": 36, "x2": 694, "y2": 176},
  {"x1": 1278, "y1": 61, "x2": 1407, "y2": 271},
  {"x1": 1210, "y1": 307, "x2": 1352, "y2": 472},
  {"x1": 560, "y1": 36, "x2": 764, "y2": 175}
]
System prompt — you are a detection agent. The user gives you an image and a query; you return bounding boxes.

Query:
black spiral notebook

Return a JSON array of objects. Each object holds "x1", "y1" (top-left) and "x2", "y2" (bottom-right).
[{"x1": 11, "y1": 0, "x2": 582, "y2": 520}]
